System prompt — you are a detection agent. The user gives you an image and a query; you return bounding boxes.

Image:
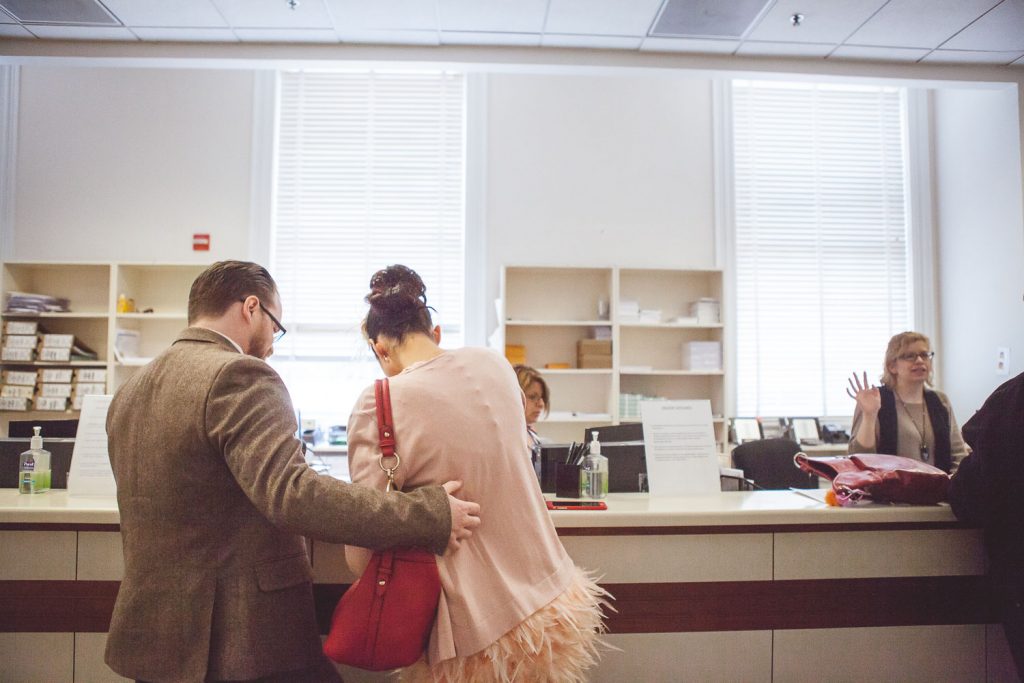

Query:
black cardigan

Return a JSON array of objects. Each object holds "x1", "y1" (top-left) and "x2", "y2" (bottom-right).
[{"x1": 877, "y1": 384, "x2": 952, "y2": 473}]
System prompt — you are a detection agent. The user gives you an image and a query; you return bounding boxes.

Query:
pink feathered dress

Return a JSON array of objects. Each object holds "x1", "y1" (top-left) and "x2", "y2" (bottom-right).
[{"x1": 347, "y1": 347, "x2": 608, "y2": 682}]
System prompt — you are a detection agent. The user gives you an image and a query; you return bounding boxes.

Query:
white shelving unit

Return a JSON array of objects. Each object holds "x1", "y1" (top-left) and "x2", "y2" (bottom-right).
[
  {"x1": 498, "y1": 266, "x2": 727, "y2": 449},
  {"x1": 1, "y1": 261, "x2": 207, "y2": 432}
]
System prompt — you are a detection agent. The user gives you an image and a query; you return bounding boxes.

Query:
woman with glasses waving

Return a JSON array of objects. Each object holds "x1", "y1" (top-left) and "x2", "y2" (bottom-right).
[{"x1": 846, "y1": 331, "x2": 968, "y2": 473}]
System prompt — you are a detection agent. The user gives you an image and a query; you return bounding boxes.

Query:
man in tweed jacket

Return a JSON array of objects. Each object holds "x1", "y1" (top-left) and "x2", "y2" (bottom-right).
[{"x1": 104, "y1": 261, "x2": 480, "y2": 682}]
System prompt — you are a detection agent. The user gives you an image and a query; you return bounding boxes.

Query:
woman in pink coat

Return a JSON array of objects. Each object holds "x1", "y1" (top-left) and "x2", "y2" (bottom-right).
[{"x1": 345, "y1": 264, "x2": 608, "y2": 682}]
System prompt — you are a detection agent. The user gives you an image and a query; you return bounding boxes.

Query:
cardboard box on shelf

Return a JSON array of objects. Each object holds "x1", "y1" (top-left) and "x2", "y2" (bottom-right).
[
  {"x1": 39, "y1": 368, "x2": 74, "y2": 384},
  {"x1": 40, "y1": 333, "x2": 74, "y2": 349},
  {"x1": 74, "y1": 368, "x2": 107, "y2": 383},
  {"x1": 578, "y1": 354, "x2": 612, "y2": 369},
  {"x1": 505, "y1": 344, "x2": 526, "y2": 365},
  {"x1": 1, "y1": 346, "x2": 34, "y2": 362},
  {"x1": 0, "y1": 396, "x2": 31, "y2": 411},
  {"x1": 73, "y1": 382, "x2": 107, "y2": 397},
  {"x1": 3, "y1": 370, "x2": 38, "y2": 385},
  {"x1": 38, "y1": 347, "x2": 71, "y2": 362},
  {"x1": 3, "y1": 320, "x2": 39, "y2": 335},
  {"x1": 1, "y1": 384, "x2": 36, "y2": 399},
  {"x1": 33, "y1": 395, "x2": 68, "y2": 411},
  {"x1": 577, "y1": 339, "x2": 612, "y2": 355},
  {"x1": 39, "y1": 383, "x2": 73, "y2": 398},
  {"x1": 2, "y1": 334, "x2": 38, "y2": 349}
]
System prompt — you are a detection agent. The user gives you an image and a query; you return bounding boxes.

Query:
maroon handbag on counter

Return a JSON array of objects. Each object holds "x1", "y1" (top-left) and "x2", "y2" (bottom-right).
[
  {"x1": 794, "y1": 452, "x2": 950, "y2": 506},
  {"x1": 323, "y1": 378, "x2": 441, "y2": 671}
]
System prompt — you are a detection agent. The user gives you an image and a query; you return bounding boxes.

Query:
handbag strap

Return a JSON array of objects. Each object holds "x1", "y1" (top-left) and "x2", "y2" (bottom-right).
[{"x1": 374, "y1": 378, "x2": 401, "y2": 492}]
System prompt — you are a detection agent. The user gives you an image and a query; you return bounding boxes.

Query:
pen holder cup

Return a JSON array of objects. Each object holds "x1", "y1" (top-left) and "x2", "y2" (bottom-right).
[{"x1": 555, "y1": 463, "x2": 583, "y2": 498}]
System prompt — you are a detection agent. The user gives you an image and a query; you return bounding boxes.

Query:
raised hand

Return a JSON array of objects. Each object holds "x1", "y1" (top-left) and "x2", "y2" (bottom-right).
[{"x1": 846, "y1": 371, "x2": 881, "y2": 417}]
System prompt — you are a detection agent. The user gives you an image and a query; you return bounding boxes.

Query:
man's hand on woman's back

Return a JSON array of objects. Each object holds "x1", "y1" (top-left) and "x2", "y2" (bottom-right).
[{"x1": 442, "y1": 480, "x2": 481, "y2": 553}]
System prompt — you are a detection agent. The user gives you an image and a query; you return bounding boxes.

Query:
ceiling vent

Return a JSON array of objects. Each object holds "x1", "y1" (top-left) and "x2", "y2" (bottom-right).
[
  {"x1": 651, "y1": 0, "x2": 771, "y2": 39},
  {"x1": 0, "y1": 0, "x2": 119, "y2": 25}
]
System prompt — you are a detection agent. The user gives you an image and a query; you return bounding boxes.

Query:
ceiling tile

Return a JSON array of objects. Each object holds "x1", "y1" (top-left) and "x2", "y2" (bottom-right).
[
  {"x1": 541, "y1": 33, "x2": 643, "y2": 49},
  {"x1": 736, "y1": 40, "x2": 834, "y2": 57},
  {"x1": 746, "y1": 0, "x2": 888, "y2": 44},
  {"x1": 325, "y1": 0, "x2": 436, "y2": 31},
  {"x1": 212, "y1": 0, "x2": 335, "y2": 29},
  {"x1": 0, "y1": 24, "x2": 32, "y2": 37},
  {"x1": 639, "y1": 36, "x2": 738, "y2": 53},
  {"x1": 131, "y1": 27, "x2": 240, "y2": 42},
  {"x1": 651, "y1": 0, "x2": 772, "y2": 39},
  {"x1": 923, "y1": 48, "x2": 1024, "y2": 64},
  {"x1": 337, "y1": 28, "x2": 440, "y2": 45},
  {"x1": 233, "y1": 27, "x2": 340, "y2": 42},
  {"x1": 100, "y1": 0, "x2": 228, "y2": 28},
  {"x1": 942, "y1": 0, "x2": 1024, "y2": 51},
  {"x1": 545, "y1": 0, "x2": 662, "y2": 37},
  {"x1": 440, "y1": 30, "x2": 541, "y2": 46},
  {"x1": 0, "y1": 0, "x2": 117, "y2": 25},
  {"x1": 25, "y1": 25, "x2": 138, "y2": 40},
  {"x1": 830, "y1": 45, "x2": 930, "y2": 61},
  {"x1": 438, "y1": 0, "x2": 547, "y2": 33},
  {"x1": 846, "y1": 0, "x2": 997, "y2": 49}
]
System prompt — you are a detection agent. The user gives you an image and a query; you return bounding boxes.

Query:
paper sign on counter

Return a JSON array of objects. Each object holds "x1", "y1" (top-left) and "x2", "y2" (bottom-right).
[
  {"x1": 640, "y1": 399, "x2": 720, "y2": 496},
  {"x1": 67, "y1": 394, "x2": 116, "y2": 497}
]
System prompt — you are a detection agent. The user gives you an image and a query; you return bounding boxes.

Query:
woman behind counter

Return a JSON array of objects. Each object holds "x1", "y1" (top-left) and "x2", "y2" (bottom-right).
[
  {"x1": 846, "y1": 331, "x2": 967, "y2": 473},
  {"x1": 514, "y1": 364, "x2": 549, "y2": 480},
  {"x1": 345, "y1": 264, "x2": 607, "y2": 681}
]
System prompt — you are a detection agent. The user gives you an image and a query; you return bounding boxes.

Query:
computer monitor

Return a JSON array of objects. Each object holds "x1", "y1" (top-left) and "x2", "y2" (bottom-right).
[
  {"x1": 789, "y1": 417, "x2": 821, "y2": 445},
  {"x1": 731, "y1": 417, "x2": 762, "y2": 443}
]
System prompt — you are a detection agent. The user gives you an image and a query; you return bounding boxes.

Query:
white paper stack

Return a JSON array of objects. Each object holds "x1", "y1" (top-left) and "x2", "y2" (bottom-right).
[
  {"x1": 689, "y1": 298, "x2": 721, "y2": 324},
  {"x1": 638, "y1": 309, "x2": 662, "y2": 323},
  {"x1": 619, "y1": 300, "x2": 640, "y2": 321},
  {"x1": 682, "y1": 341, "x2": 722, "y2": 371}
]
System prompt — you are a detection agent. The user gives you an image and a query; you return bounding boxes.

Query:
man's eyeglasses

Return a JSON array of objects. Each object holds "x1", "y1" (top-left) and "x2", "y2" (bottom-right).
[
  {"x1": 898, "y1": 351, "x2": 934, "y2": 362},
  {"x1": 241, "y1": 298, "x2": 287, "y2": 343}
]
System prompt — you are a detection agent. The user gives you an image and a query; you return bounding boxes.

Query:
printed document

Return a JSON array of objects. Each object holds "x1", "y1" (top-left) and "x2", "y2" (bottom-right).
[
  {"x1": 67, "y1": 394, "x2": 116, "y2": 497},
  {"x1": 641, "y1": 399, "x2": 720, "y2": 496}
]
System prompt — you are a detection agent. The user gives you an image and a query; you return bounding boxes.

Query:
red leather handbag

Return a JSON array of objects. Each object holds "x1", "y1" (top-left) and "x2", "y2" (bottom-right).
[
  {"x1": 794, "y1": 452, "x2": 950, "y2": 506},
  {"x1": 323, "y1": 379, "x2": 441, "y2": 671}
]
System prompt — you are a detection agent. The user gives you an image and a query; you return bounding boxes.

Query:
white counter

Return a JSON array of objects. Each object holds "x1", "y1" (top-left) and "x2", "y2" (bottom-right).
[
  {"x1": 0, "y1": 489, "x2": 958, "y2": 529},
  {"x1": 2, "y1": 488, "x2": 1012, "y2": 683}
]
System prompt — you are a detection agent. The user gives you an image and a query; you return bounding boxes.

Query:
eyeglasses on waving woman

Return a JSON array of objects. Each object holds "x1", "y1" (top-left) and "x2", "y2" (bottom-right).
[{"x1": 897, "y1": 351, "x2": 935, "y2": 362}]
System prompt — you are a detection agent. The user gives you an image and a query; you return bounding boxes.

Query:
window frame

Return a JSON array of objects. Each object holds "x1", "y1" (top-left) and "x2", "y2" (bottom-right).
[{"x1": 714, "y1": 78, "x2": 936, "y2": 420}]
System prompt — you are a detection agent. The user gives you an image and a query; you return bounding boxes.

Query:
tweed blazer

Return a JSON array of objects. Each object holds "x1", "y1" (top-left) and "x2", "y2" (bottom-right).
[{"x1": 104, "y1": 327, "x2": 450, "y2": 683}]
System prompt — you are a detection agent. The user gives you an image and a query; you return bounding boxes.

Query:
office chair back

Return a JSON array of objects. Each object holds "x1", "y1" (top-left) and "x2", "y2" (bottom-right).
[{"x1": 731, "y1": 438, "x2": 817, "y2": 490}]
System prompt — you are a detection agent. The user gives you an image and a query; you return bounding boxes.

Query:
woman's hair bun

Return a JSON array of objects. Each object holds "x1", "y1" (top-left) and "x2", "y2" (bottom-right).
[{"x1": 366, "y1": 264, "x2": 427, "y2": 314}]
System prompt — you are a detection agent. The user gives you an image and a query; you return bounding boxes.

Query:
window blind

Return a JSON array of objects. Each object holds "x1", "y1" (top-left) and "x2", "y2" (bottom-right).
[
  {"x1": 271, "y1": 69, "x2": 465, "y2": 425},
  {"x1": 731, "y1": 80, "x2": 911, "y2": 417}
]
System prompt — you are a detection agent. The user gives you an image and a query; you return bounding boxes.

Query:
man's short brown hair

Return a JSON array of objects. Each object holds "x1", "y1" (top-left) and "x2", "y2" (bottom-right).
[{"x1": 188, "y1": 260, "x2": 278, "y2": 324}]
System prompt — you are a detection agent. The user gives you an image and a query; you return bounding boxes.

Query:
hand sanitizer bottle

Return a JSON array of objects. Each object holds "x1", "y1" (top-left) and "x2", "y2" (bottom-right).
[
  {"x1": 585, "y1": 430, "x2": 609, "y2": 500},
  {"x1": 18, "y1": 426, "x2": 51, "y2": 494}
]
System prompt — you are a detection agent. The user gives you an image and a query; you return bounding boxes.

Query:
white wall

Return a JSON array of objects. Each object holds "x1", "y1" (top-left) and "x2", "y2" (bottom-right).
[
  {"x1": 6, "y1": 65, "x2": 1024, "y2": 423},
  {"x1": 483, "y1": 72, "x2": 716, "y2": 332},
  {"x1": 12, "y1": 66, "x2": 255, "y2": 263},
  {"x1": 933, "y1": 85, "x2": 1024, "y2": 421}
]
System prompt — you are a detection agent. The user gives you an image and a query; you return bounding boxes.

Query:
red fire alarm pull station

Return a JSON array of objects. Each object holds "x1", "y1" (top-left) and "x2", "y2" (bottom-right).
[{"x1": 193, "y1": 233, "x2": 211, "y2": 251}]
